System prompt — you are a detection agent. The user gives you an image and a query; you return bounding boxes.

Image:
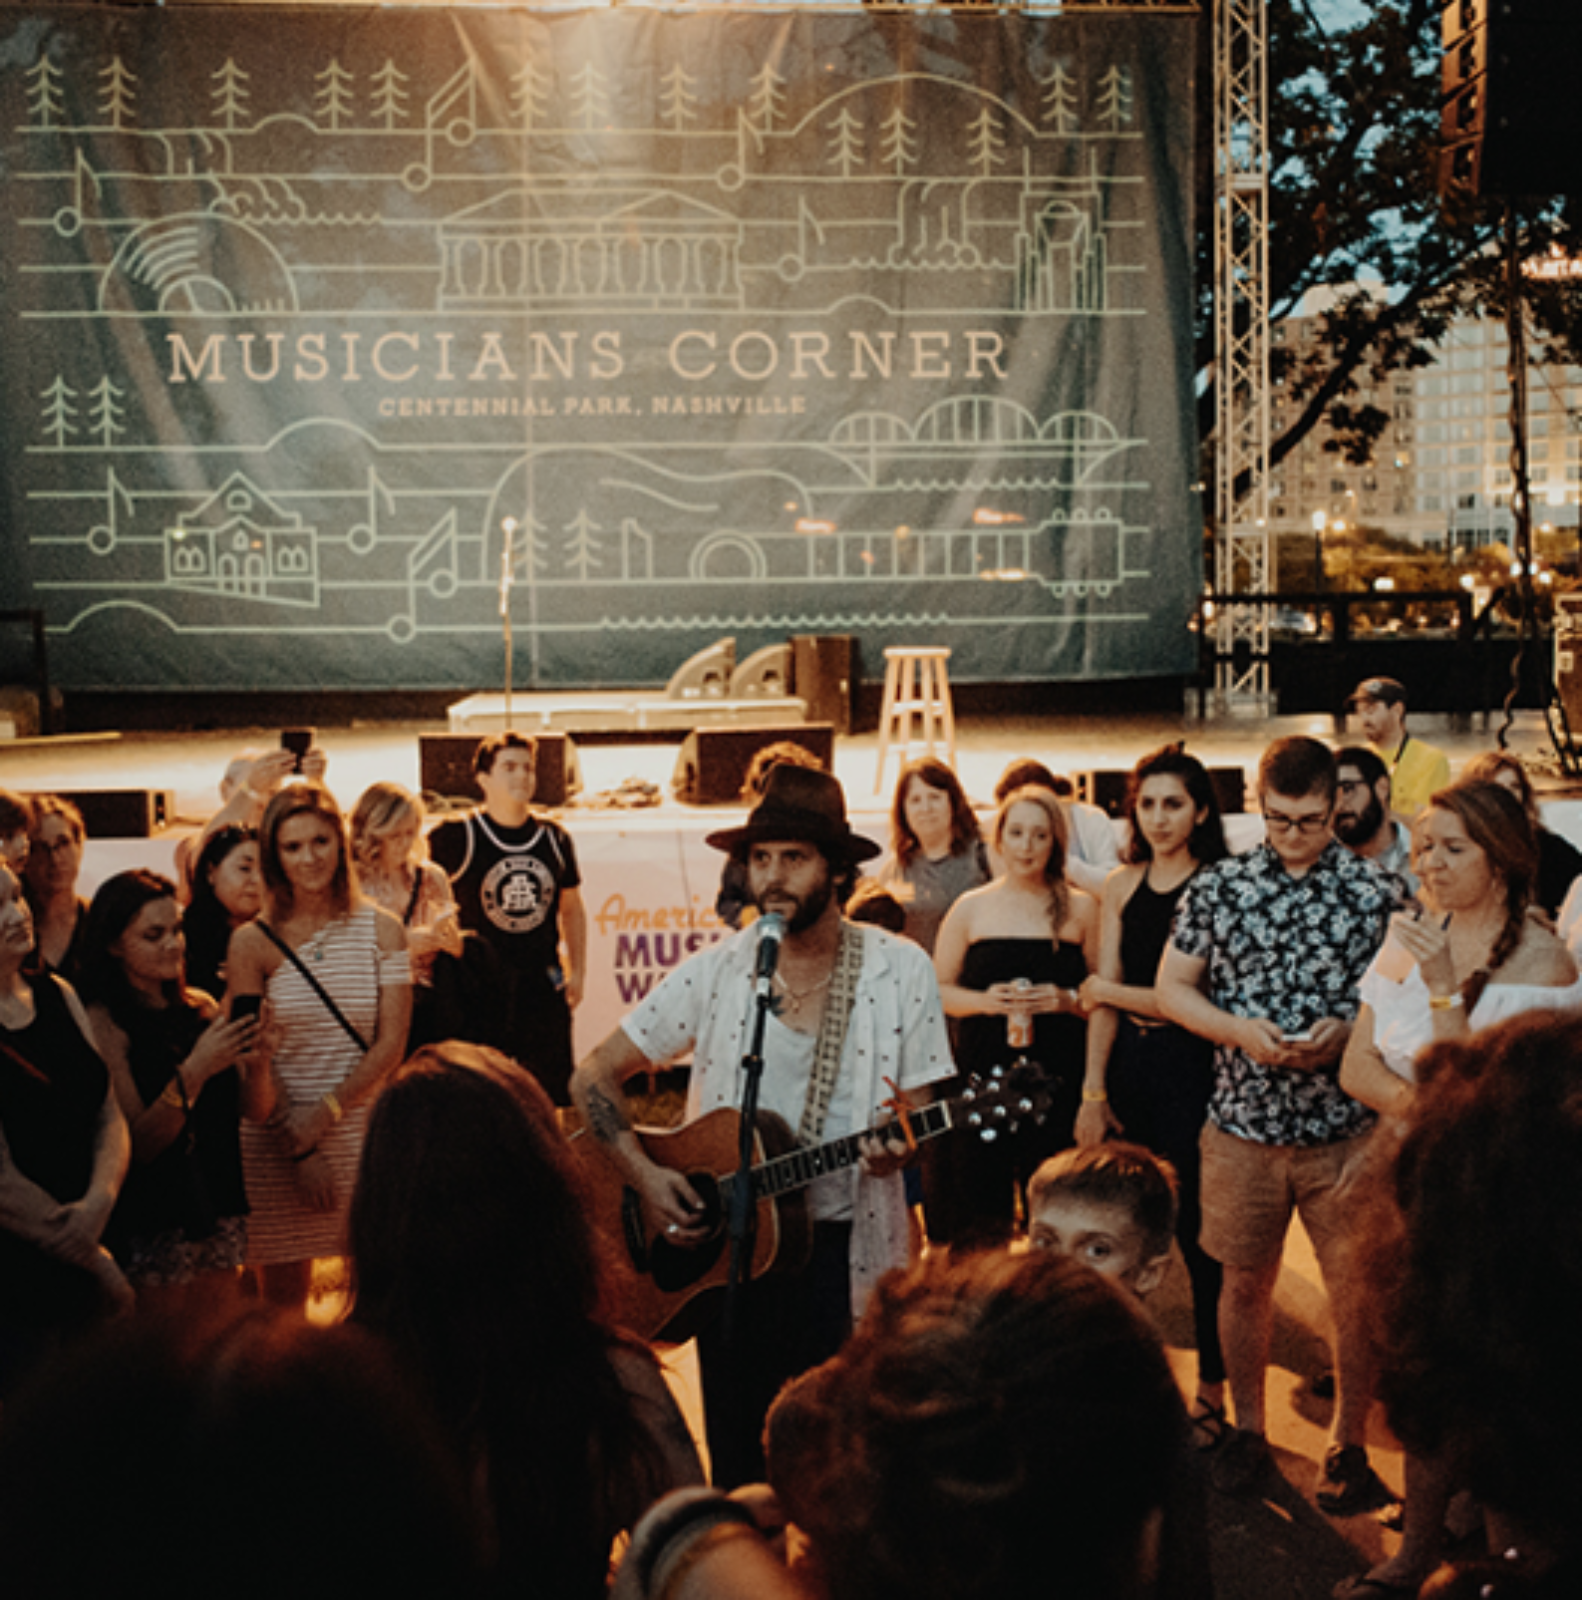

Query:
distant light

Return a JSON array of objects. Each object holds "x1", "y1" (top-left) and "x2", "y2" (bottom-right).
[
  {"x1": 795, "y1": 518, "x2": 836, "y2": 535},
  {"x1": 1373, "y1": 576, "x2": 1395, "y2": 591},
  {"x1": 1460, "y1": 574, "x2": 1476, "y2": 589},
  {"x1": 979, "y1": 568, "x2": 1030, "y2": 582},
  {"x1": 973, "y1": 508, "x2": 1025, "y2": 526}
]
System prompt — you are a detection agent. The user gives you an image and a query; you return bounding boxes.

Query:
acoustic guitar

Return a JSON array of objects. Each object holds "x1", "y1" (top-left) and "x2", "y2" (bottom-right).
[{"x1": 574, "y1": 1062, "x2": 1051, "y2": 1342}]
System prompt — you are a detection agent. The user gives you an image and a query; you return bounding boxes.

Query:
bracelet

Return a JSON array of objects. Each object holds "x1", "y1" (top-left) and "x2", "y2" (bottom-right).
[
  {"x1": 1428, "y1": 992, "x2": 1464, "y2": 1012},
  {"x1": 159, "y1": 1077, "x2": 186, "y2": 1111},
  {"x1": 322, "y1": 1091, "x2": 345, "y2": 1123},
  {"x1": 624, "y1": 1490, "x2": 759, "y2": 1600},
  {"x1": 1081, "y1": 1087, "x2": 1108, "y2": 1103},
  {"x1": 291, "y1": 1147, "x2": 320, "y2": 1163}
]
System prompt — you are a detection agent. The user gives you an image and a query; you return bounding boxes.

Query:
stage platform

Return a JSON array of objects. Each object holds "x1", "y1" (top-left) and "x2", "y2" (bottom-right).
[{"x1": 447, "y1": 690, "x2": 808, "y2": 741}]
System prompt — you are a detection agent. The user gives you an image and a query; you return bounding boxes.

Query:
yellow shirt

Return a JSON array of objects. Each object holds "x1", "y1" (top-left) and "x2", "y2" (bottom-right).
[{"x1": 1381, "y1": 735, "x2": 1450, "y2": 817}]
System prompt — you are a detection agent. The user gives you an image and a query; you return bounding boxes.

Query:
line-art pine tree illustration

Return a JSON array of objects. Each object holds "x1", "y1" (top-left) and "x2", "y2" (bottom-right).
[
  {"x1": 99, "y1": 55, "x2": 138, "y2": 131},
  {"x1": 1097, "y1": 64, "x2": 1133, "y2": 130},
  {"x1": 315, "y1": 59, "x2": 356, "y2": 131},
  {"x1": 39, "y1": 377, "x2": 78, "y2": 448},
  {"x1": 370, "y1": 59, "x2": 410, "y2": 130},
  {"x1": 1042, "y1": 60, "x2": 1079, "y2": 134}
]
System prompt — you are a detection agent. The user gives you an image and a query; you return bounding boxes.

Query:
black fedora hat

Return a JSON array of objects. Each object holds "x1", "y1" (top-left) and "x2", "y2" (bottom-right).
[{"x1": 705, "y1": 764, "x2": 881, "y2": 864}]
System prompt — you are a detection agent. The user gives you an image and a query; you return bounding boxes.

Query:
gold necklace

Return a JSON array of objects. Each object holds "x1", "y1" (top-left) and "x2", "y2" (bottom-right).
[{"x1": 773, "y1": 968, "x2": 832, "y2": 1017}]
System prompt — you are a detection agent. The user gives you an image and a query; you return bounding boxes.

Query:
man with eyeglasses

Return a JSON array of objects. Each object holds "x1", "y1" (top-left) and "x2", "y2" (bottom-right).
[
  {"x1": 1158, "y1": 737, "x2": 1407, "y2": 1515},
  {"x1": 1332, "y1": 745, "x2": 1417, "y2": 895}
]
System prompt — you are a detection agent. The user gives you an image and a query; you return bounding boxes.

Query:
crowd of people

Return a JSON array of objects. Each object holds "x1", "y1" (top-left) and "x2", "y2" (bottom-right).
[{"x1": 3, "y1": 677, "x2": 1582, "y2": 1600}]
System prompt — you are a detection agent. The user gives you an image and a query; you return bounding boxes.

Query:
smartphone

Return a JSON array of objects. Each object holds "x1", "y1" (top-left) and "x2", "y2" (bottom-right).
[
  {"x1": 1282, "y1": 1028, "x2": 1314, "y2": 1043},
  {"x1": 280, "y1": 727, "x2": 315, "y2": 774},
  {"x1": 232, "y1": 993, "x2": 264, "y2": 1024}
]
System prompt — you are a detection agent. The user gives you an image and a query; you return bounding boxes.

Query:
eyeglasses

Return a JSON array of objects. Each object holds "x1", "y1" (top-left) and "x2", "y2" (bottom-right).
[{"x1": 1262, "y1": 808, "x2": 1333, "y2": 836}]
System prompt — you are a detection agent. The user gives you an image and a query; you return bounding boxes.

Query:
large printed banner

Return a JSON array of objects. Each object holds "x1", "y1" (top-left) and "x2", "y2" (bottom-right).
[{"x1": 0, "y1": 5, "x2": 1198, "y2": 692}]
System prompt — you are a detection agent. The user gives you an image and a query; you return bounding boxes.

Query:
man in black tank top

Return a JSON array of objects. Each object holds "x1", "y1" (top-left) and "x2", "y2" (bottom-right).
[{"x1": 428, "y1": 733, "x2": 586, "y2": 1105}]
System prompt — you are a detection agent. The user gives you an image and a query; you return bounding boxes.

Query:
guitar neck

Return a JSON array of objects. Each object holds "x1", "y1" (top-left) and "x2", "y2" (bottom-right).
[{"x1": 727, "y1": 1098, "x2": 958, "y2": 1205}]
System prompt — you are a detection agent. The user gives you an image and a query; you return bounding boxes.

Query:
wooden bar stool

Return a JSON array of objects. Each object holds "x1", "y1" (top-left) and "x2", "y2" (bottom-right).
[{"x1": 874, "y1": 645, "x2": 955, "y2": 794}]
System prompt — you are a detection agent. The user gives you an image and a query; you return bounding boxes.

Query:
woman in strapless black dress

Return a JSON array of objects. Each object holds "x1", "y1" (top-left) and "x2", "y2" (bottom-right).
[
  {"x1": 930, "y1": 785, "x2": 1098, "y2": 1247},
  {"x1": 1077, "y1": 743, "x2": 1230, "y2": 1444}
]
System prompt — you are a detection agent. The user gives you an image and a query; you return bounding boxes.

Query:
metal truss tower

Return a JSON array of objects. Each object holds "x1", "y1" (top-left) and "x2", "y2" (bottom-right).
[{"x1": 1213, "y1": 0, "x2": 1271, "y2": 704}]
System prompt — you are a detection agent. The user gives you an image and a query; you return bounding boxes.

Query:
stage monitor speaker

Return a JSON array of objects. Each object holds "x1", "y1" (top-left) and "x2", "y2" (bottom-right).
[
  {"x1": 665, "y1": 637, "x2": 735, "y2": 700},
  {"x1": 729, "y1": 643, "x2": 793, "y2": 701},
  {"x1": 791, "y1": 634, "x2": 857, "y2": 735},
  {"x1": 1439, "y1": 0, "x2": 1582, "y2": 198},
  {"x1": 672, "y1": 723, "x2": 835, "y2": 806},
  {"x1": 1075, "y1": 767, "x2": 1245, "y2": 819},
  {"x1": 418, "y1": 731, "x2": 578, "y2": 809},
  {"x1": 30, "y1": 789, "x2": 172, "y2": 839}
]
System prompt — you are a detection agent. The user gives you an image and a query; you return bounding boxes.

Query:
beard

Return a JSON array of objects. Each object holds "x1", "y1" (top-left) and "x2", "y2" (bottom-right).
[
  {"x1": 752, "y1": 862, "x2": 836, "y2": 934},
  {"x1": 1335, "y1": 793, "x2": 1386, "y2": 847}
]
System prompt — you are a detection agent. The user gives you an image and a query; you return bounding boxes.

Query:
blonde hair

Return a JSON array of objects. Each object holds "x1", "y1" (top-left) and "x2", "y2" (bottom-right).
[{"x1": 350, "y1": 782, "x2": 425, "y2": 876}]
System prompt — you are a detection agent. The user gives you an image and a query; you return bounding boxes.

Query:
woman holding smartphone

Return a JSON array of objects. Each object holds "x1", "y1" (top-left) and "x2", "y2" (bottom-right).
[
  {"x1": 227, "y1": 784, "x2": 411, "y2": 1309},
  {"x1": 80, "y1": 870, "x2": 268, "y2": 1316}
]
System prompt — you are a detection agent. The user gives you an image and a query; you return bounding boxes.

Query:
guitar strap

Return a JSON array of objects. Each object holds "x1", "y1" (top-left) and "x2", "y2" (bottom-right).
[{"x1": 796, "y1": 921, "x2": 864, "y2": 1145}]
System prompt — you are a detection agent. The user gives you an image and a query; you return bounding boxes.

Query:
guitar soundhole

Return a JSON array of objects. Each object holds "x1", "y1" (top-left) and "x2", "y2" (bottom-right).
[{"x1": 648, "y1": 1172, "x2": 724, "y2": 1294}]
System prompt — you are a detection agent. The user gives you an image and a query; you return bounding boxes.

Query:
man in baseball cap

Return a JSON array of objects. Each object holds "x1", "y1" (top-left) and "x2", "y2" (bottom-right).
[{"x1": 1344, "y1": 677, "x2": 1449, "y2": 818}]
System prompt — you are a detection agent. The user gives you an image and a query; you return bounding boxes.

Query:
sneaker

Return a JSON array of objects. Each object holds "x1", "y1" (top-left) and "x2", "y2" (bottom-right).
[
  {"x1": 1316, "y1": 1444, "x2": 1395, "y2": 1516},
  {"x1": 1210, "y1": 1428, "x2": 1273, "y2": 1496}
]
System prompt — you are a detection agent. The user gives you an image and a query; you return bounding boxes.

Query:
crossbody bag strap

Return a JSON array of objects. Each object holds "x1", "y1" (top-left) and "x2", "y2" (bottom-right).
[
  {"x1": 796, "y1": 921, "x2": 865, "y2": 1145},
  {"x1": 256, "y1": 919, "x2": 370, "y2": 1055}
]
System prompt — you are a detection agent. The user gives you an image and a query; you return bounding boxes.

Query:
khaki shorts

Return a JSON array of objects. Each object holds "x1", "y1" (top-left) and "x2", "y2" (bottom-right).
[{"x1": 1199, "y1": 1120, "x2": 1371, "y2": 1275}]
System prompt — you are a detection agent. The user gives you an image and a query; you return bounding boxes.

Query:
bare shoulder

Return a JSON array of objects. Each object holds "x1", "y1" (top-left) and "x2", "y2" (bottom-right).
[
  {"x1": 1102, "y1": 863, "x2": 1145, "y2": 911},
  {"x1": 1505, "y1": 920, "x2": 1579, "y2": 988},
  {"x1": 368, "y1": 901, "x2": 408, "y2": 951}
]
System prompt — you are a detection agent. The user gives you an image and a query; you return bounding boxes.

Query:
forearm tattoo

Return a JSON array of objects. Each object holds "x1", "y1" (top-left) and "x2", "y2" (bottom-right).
[{"x1": 586, "y1": 1085, "x2": 631, "y2": 1145}]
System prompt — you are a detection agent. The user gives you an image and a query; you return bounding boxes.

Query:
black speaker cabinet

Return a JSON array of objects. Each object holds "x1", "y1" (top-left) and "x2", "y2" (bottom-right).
[
  {"x1": 30, "y1": 789, "x2": 173, "y2": 839},
  {"x1": 672, "y1": 723, "x2": 835, "y2": 806},
  {"x1": 791, "y1": 635, "x2": 857, "y2": 736},
  {"x1": 418, "y1": 732, "x2": 577, "y2": 809},
  {"x1": 1075, "y1": 767, "x2": 1245, "y2": 819}
]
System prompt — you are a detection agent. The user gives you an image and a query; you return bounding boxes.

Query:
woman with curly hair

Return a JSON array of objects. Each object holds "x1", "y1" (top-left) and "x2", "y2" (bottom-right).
[
  {"x1": 347, "y1": 1042, "x2": 701, "y2": 1598},
  {"x1": 929, "y1": 785, "x2": 1098, "y2": 1245},
  {"x1": 877, "y1": 756, "x2": 989, "y2": 955},
  {"x1": 1335, "y1": 783, "x2": 1582, "y2": 1599},
  {"x1": 1370, "y1": 1012, "x2": 1582, "y2": 1599}
]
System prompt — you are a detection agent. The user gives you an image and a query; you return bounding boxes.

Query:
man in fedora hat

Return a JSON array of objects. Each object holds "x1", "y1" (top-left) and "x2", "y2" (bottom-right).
[
  {"x1": 573, "y1": 764, "x2": 954, "y2": 1483},
  {"x1": 1344, "y1": 676, "x2": 1449, "y2": 819}
]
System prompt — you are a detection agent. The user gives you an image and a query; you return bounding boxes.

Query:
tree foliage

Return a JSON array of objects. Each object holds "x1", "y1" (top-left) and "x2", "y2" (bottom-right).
[{"x1": 1199, "y1": 0, "x2": 1582, "y2": 504}]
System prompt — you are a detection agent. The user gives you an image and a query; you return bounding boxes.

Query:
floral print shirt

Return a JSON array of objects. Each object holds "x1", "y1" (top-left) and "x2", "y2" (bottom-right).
[{"x1": 1172, "y1": 839, "x2": 1408, "y2": 1145}]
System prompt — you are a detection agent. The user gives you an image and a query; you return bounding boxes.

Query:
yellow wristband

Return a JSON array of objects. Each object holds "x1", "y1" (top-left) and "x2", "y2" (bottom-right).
[
  {"x1": 1082, "y1": 1087, "x2": 1108, "y2": 1103},
  {"x1": 1428, "y1": 993, "x2": 1463, "y2": 1012},
  {"x1": 323, "y1": 1091, "x2": 345, "y2": 1122}
]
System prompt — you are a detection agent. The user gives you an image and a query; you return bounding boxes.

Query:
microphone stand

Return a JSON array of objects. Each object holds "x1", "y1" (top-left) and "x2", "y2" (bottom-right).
[{"x1": 714, "y1": 927, "x2": 777, "y2": 1484}]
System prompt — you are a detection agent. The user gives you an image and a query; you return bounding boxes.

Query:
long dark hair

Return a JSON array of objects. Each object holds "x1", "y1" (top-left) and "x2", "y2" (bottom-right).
[
  {"x1": 183, "y1": 826, "x2": 255, "y2": 998},
  {"x1": 891, "y1": 758, "x2": 982, "y2": 868},
  {"x1": 80, "y1": 869, "x2": 186, "y2": 1021},
  {"x1": 347, "y1": 1043, "x2": 668, "y2": 1596},
  {"x1": 1123, "y1": 744, "x2": 1229, "y2": 867}
]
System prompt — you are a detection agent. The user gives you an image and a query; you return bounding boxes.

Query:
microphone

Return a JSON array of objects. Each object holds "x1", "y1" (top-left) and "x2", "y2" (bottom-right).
[{"x1": 753, "y1": 912, "x2": 787, "y2": 1001}]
